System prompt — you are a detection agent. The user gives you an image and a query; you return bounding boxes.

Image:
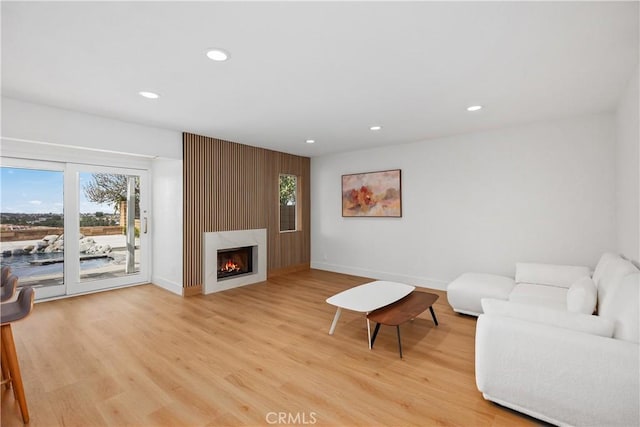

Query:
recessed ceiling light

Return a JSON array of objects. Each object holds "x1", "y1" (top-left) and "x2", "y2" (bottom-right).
[
  {"x1": 467, "y1": 105, "x2": 483, "y2": 112},
  {"x1": 206, "y1": 48, "x2": 229, "y2": 61},
  {"x1": 370, "y1": 125, "x2": 382, "y2": 131},
  {"x1": 138, "y1": 91, "x2": 159, "y2": 99},
  {"x1": 305, "y1": 139, "x2": 315, "y2": 144}
]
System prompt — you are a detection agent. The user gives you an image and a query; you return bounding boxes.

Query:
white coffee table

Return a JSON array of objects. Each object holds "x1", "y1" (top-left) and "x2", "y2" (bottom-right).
[{"x1": 326, "y1": 281, "x2": 415, "y2": 348}]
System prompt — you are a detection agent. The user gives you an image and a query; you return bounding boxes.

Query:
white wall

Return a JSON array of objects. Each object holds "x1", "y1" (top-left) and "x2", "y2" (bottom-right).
[
  {"x1": 615, "y1": 65, "x2": 640, "y2": 263},
  {"x1": 1, "y1": 97, "x2": 185, "y2": 294},
  {"x1": 151, "y1": 158, "x2": 183, "y2": 294},
  {"x1": 311, "y1": 114, "x2": 617, "y2": 289},
  {"x1": 1, "y1": 97, "x2": 181, "y2": 159}
]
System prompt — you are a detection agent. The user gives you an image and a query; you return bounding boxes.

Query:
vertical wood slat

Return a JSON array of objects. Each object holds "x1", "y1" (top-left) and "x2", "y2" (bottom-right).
[{"x1": 183, "y1": 133, "x2": 311, "y2": 289}]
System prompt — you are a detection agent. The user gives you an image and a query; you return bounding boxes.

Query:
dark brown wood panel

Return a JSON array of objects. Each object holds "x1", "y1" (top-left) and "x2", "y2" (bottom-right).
[{"x1": 183, "y1": 133, "x2": 311, "y2": 289}]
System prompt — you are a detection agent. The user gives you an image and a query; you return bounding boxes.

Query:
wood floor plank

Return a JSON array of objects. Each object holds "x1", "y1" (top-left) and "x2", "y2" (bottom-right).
[{"x1": 1, "y1": 269, "x2": 539, "y2": 426}]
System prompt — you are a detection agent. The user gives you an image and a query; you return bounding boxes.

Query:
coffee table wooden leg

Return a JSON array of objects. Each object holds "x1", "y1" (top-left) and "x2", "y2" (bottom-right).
[
  {"x1": 396, "y1": 326, "x2": 403, "y2": 359},
  {"x1": 328, "y1": 307, "x2": 342, "y2": 335},
  {"x1": 370, "y1": 323, "x2": 381, "y2": 348},
  {"x1": 429, "y1": 306, "x2": 439, "y2": 326},
  {"x1": 366, "y1": 317, "x2": 372, "y2": 349}
]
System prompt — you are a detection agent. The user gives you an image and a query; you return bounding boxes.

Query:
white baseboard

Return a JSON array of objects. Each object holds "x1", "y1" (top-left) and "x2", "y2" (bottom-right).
[
  {"x1": 151, "y1": 276, "x2": 183, "y2": 296},
  {"x1": 310, "y1": 261, "x2": 449, "y2": 291}
]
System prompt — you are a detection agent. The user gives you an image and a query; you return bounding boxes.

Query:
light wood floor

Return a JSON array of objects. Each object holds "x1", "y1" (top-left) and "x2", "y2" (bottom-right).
[{"x1": 1, "y1": 269, "x2": 539, "y2": 426}]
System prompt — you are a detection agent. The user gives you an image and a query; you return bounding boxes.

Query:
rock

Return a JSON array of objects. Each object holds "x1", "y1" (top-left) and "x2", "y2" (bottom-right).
[
  {"x1": 11, "y1": 248, "x2": 25, "y2": 255},
  {"x1": 2, "y1": 250, "x2": 11, "y2": 257},
  {"x1": 28, "y1": 235, "x2": 110, "y2": 255},
  {"x1": 89, "y1": 244, "x2": 112, "y2": 255},
  {"x1": 79, "y1": 237, "x2": 95, "y2": 253}
]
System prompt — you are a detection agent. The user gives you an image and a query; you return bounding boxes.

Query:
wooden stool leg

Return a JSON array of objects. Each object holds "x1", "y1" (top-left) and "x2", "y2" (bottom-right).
[
  {"x1": 1, "y1": 324, "x2": 29, "y2": 423},
  {"x1": 1, "y1": 343, "x2": 12, "y2": 390},
  {"x1": 0, "y1": 333, "x2": 18, "y2": 400}
]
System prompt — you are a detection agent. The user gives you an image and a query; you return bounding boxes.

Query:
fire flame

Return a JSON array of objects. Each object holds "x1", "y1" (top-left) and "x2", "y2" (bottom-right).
[{"x1": 220, "y1": 259, "x2": 240, "y2": 273}]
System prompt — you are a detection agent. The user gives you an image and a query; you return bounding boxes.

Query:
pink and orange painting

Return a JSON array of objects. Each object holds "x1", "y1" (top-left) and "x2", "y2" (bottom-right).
[{"x1": 342, "y1": 169, "x2": 402, "y2": 217}]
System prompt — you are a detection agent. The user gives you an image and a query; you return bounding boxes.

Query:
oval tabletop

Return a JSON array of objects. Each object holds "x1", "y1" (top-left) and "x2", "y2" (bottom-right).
[{"x1": 326, "y1": 281, "x2": 415, "y2": 313}]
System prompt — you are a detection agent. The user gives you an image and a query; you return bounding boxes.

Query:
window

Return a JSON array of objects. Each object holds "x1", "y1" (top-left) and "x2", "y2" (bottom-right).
[
  {"x1": 279, "y1": 174, "x2": 298, "y2": 232},
  {"x1": 1, "y1": 165, "x2": 65, "y2": 295}
]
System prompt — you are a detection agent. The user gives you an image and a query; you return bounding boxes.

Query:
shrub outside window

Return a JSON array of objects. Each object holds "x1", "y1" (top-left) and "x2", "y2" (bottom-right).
[{"x1": 279, "y1": 174, "x2": 297, "y2": 232}]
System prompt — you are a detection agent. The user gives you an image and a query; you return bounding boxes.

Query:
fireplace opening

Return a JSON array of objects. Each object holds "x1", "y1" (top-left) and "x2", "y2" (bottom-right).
[{"x1": 217, "y1": 246, "x2": 253, "y2": 280}]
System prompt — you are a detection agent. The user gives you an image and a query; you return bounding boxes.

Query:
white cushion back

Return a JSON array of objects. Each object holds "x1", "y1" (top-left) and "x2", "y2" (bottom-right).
[
  {"x1": 596, "y1": 259, "x2": 639, "y2": 309},
  {"x1": 515, "y1": 262, "x2": 591, "y2": 289},
  {"x1": 592, "y1": 252, "x2": 622, "y2": 285},
  {"x1": 599, "y1": 272, "x2": 640, "y2": 343},
  {"x1": 566, "y1": 276, "x2": 597, "y2": 314}
]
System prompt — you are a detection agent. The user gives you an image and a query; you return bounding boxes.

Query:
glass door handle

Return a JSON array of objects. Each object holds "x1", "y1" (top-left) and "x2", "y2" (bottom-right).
[{"x1": 143, "y1": 217, "x2": 148, "y2": 234}]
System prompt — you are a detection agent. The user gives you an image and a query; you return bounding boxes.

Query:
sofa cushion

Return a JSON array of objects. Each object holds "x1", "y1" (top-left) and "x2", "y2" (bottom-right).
[
  {"x1": 508, "y1": 283, "x2": 568, "y2": 311},
  {"x1": 599, "y1": 272, "x2": 639, "y2": 343},
  {"x1": 515, "y1": 262, "x2": 591, "y2": 289},
  {"x1": 447, "y1": 273, "x2": 515, "y2": 316},
  {"x1": 592, "y1": 252, "x2": 622, "y2": 286},
  {"x1": 566, "y1": 276, "x2": 597, "y2": 314},
  {"x1": 481, "y1": 298, "x2": 615, "y2": 338},
  {"x1": 596, "y1": 258, "x2": 639, "y2": 310}
]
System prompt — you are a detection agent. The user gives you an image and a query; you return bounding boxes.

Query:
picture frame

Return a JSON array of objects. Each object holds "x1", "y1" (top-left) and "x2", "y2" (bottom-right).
[{"x1": 341, "y1": 169, "x2": 402, "y2": 217}]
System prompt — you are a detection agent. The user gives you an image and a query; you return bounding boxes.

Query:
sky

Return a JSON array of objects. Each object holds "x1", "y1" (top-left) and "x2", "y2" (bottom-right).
[{"x1": 1, "y1": 167, "x2": 114, "y2": 214}]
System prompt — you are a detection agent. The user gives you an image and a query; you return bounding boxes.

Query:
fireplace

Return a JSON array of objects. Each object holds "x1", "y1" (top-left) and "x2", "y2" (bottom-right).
[
  {"x1": 217, "y1": 246, "x2": 253, "y2": 280},
  {"x1": 203, "y1": 229, "x2": 267, "y2": 294}
]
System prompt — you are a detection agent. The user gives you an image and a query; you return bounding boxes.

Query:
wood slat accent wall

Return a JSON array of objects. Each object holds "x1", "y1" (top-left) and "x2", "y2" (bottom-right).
[{"x1": 183, "y1": 133, "x2": 311, "y2": 289}]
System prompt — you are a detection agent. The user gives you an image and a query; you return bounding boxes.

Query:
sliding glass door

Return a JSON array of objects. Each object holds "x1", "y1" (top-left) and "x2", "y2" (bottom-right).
[
  {"x1": 0, "y1": 159, "x2": 150, "y2": 299},
  {"x1": 65, "y1": 164, "x2": 149, "y2": 295}
]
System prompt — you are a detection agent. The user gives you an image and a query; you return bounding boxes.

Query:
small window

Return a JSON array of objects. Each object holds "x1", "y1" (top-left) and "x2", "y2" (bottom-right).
[{"x1": 279, "y1": 174, "x2": 297, "y2": 232}]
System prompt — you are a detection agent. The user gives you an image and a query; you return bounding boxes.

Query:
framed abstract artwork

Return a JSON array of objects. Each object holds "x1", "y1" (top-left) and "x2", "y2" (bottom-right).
[{"x1": 341, "y1": 169, "x2": 402, "y2": 217}]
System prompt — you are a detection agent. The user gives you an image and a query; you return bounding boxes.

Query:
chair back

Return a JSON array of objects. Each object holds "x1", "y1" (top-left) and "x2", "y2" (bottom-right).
[
  {"x1": 1, "y1": 287, "x2": 35, "y2": 325},
  {"x1": 1, "y1": 275, "x2": 18, "y2": 302},
  {"x1": 1, "y1": 266, "x2": 11, "y2": 285}
]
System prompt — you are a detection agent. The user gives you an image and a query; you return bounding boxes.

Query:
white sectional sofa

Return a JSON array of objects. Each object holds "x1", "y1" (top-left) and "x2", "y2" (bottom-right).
[
  {"x1": 469, "y1": 253, "x2": 639, "y2": 426},
  {"x1": 447, "y1": 261, "x2": 594, "y2": 315}
]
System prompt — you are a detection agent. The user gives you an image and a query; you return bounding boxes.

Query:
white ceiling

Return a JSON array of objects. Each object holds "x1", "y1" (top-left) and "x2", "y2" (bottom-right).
[{"x1": 2, "y1": 1, "x2": 638, "y2": 158}]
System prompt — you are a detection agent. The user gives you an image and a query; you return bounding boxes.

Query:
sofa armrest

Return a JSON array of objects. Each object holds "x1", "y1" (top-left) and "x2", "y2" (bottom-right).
[
  {"x1": 515, "y1": 262, "x2": 591, "y2": 288},
  {"x1": 476, "y1": 314, "x2": 639, "y2": 426},
  {"x1": 481, "y1": 298, "x2": 613, "y2": 337}
]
